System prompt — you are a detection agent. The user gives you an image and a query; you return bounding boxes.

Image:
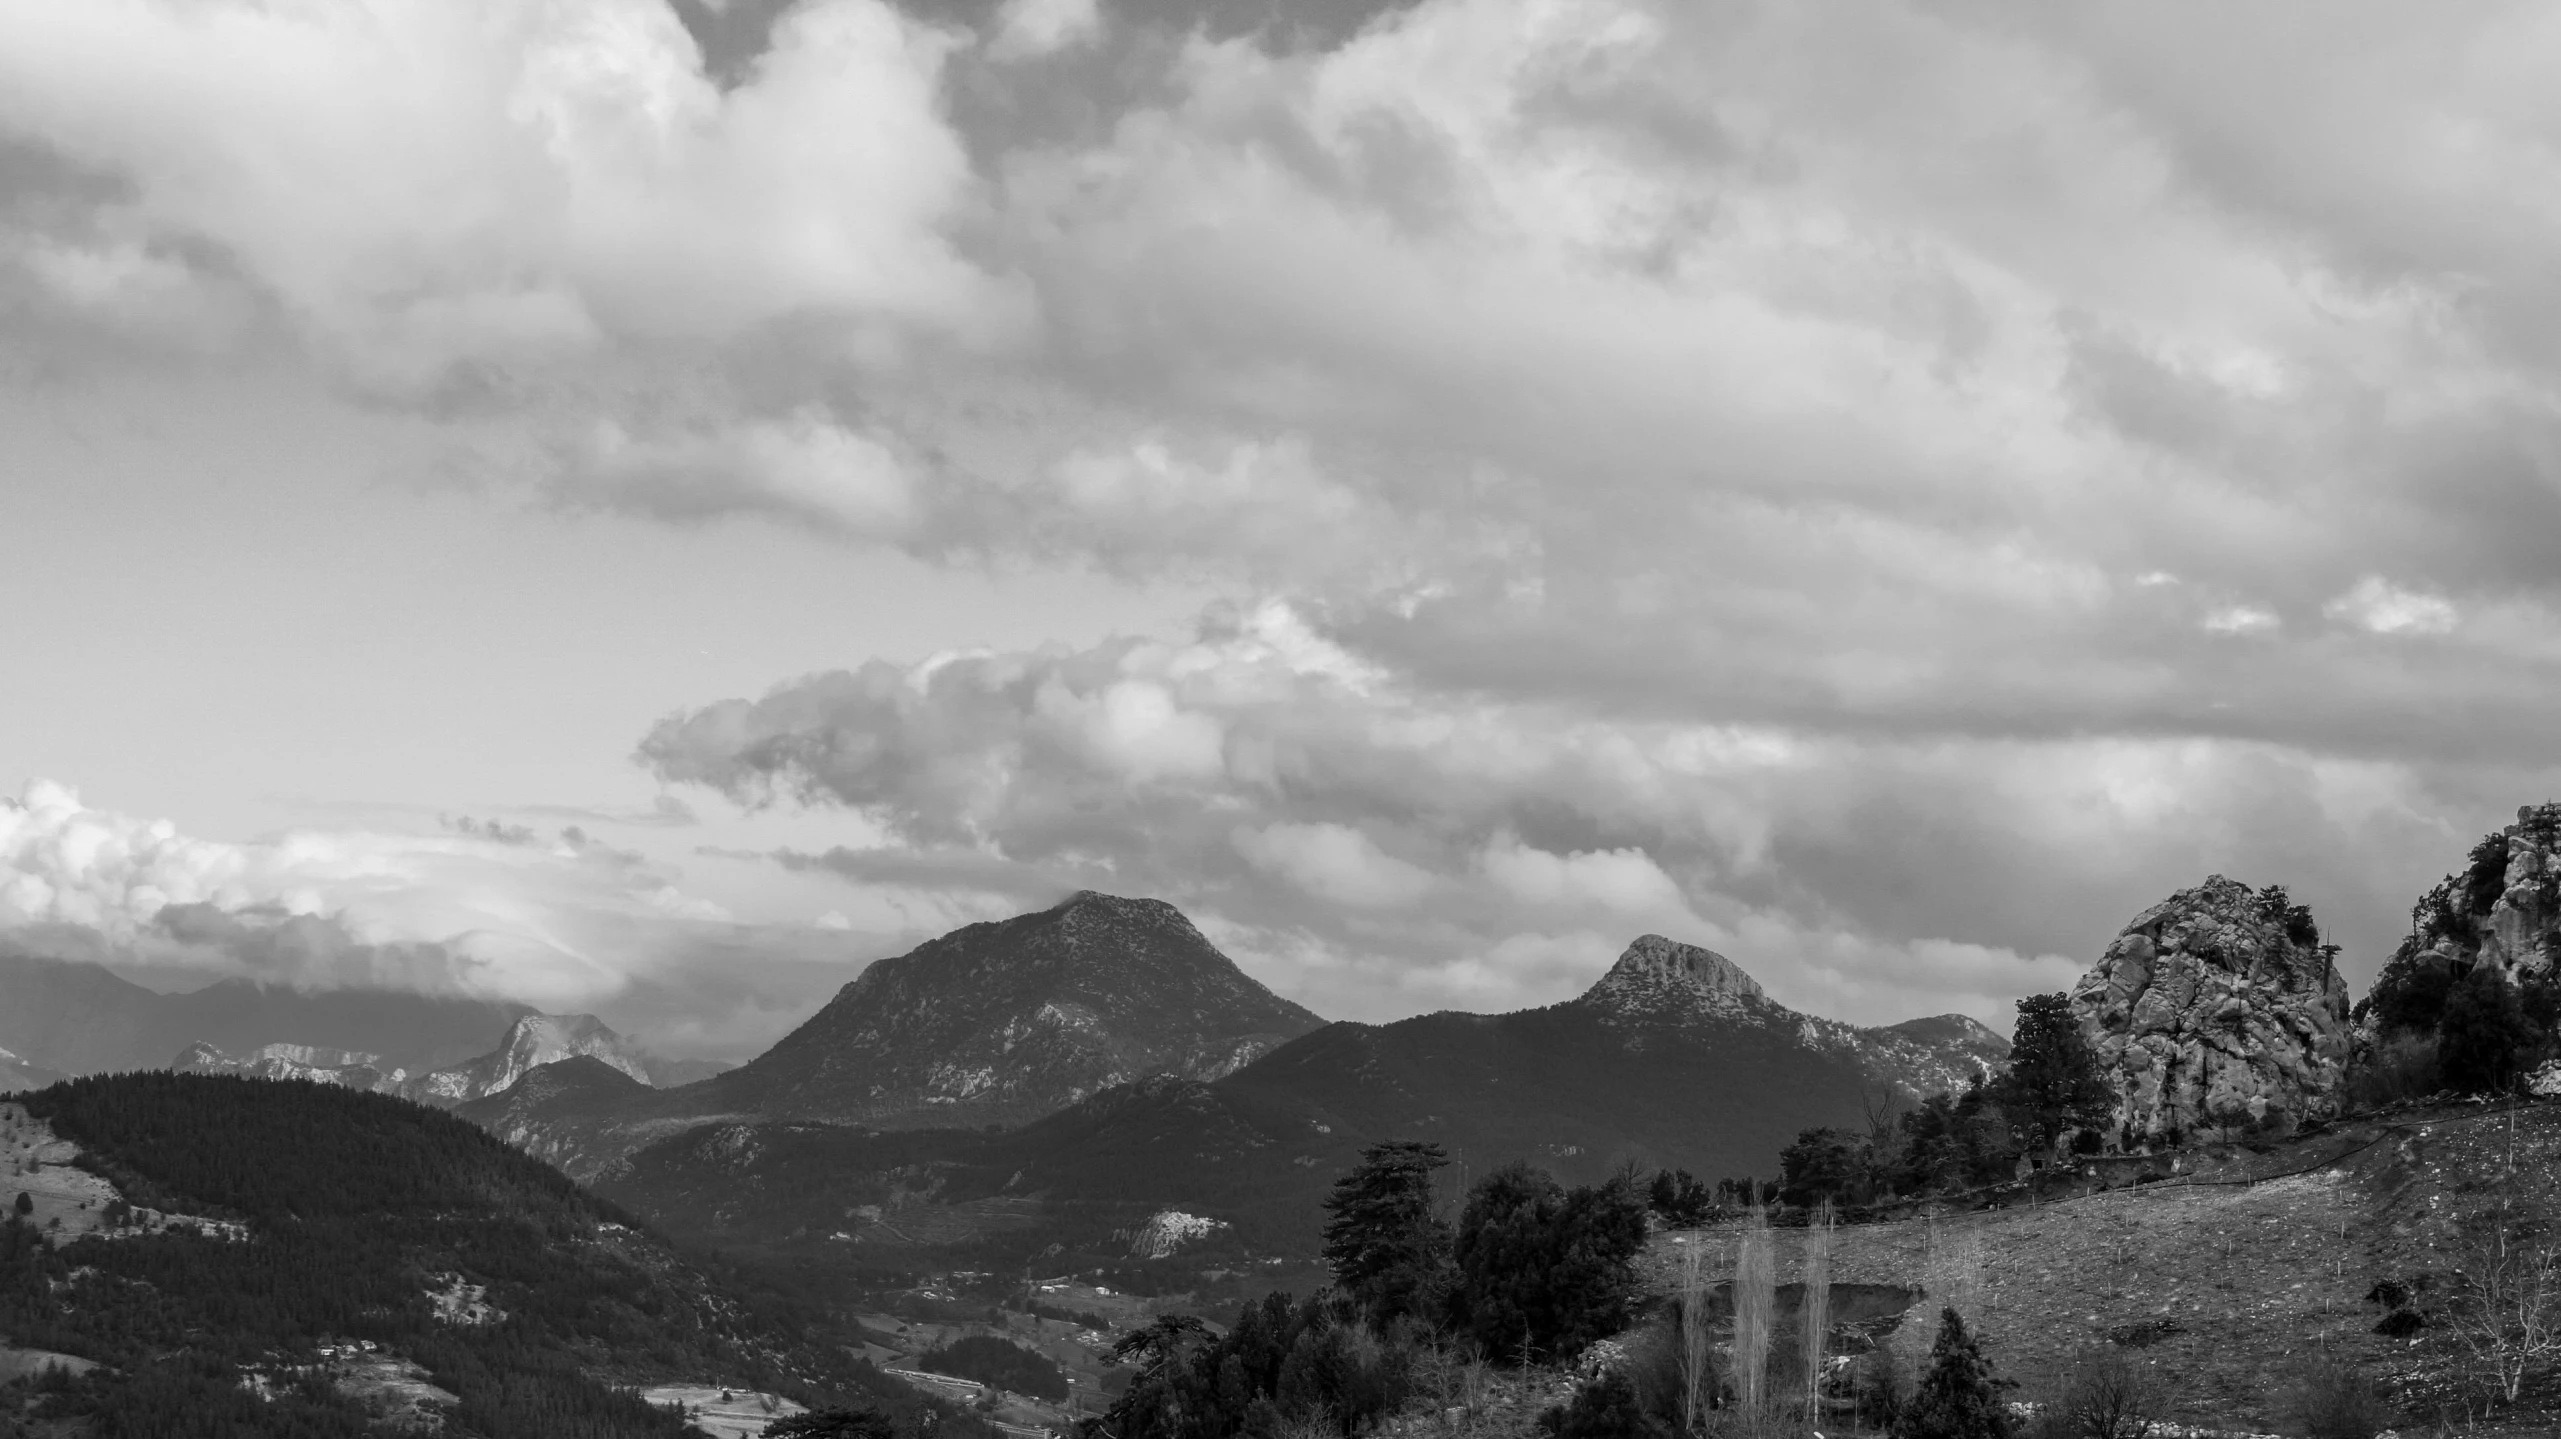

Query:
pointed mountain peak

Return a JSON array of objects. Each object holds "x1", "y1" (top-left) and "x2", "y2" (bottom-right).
[{"x1": 1575, "y1": 934, "x2": 1768, "y2": 1021}]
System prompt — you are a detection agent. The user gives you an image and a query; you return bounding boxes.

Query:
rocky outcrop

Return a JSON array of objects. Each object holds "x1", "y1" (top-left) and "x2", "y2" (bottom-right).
[
  {"x1": 1569, "y1": 934, "x2": 2008, "y2": 1099},
  {"x1": 173, "y1": 1041, "x2": 403, "y2": 1091},
  {"x1": 408, "y1": 1014, "x2": 651, "y2": 1104},
  {"x1": 2071, "y1": 876, "x2": 2351, "y2": 1145},
  {"x1": 2405, "y1": 804, "x2": 2561, "y2": 982}
]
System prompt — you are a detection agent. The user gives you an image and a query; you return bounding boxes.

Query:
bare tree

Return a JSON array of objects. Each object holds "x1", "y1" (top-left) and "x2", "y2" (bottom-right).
[
  {"x1": 2042, "y1": 1348, "x2": 2166, "y2": 1439},
  {"x1": 1800, "y1": 1203, "x2": 1834, "y2": 1425},
  {"x1": 1732, "y1": 1207, "x2": 1776, "y2": 1418},
  {"x1": 1677, "y1": 1236, "x2": 1711, "y2": 1434},
  {"x1": 2444, "y1": 1203, "x2": 2561, "y2": 1405}
]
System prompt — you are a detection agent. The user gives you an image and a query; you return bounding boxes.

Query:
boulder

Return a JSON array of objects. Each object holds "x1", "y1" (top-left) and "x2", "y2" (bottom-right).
[
  {"x1": 2405, "y1": 803, "x2": 2561, "y2": 982},
  {"x1": 2070, "y1": 875, "x2": 2351, "y2": 1146}
]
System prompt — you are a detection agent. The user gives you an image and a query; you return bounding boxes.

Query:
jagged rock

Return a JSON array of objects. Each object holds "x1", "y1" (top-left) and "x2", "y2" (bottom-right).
[
  {"x1": 2070, "y1": 875, "x2": 2351, "y2": 1144},
  {"x1": 172, "y1": 1040, "x2": 403, "y2": 1091},
  {"x1": 406, "y1": 1014, "x2": 650, "y2": 1104},
  {"x1": 1573, "y1": 934, "x2": 2008, "y2": 1099},
  {"x1": 2405, "y1": 803, "x2": 2561, "y2": 981}
]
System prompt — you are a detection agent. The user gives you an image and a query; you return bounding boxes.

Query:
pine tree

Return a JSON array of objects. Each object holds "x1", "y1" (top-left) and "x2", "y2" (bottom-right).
[
  {"x1": 1321, "y1": 1139, "x2": 1451, "y2": 1324},
  {"x1": 1893, "y1": 1309, "x2": 2010, "y2": 1439},
  {"x1": 1993, "y1": 994, "x2": 2112, "y2": 1145}
]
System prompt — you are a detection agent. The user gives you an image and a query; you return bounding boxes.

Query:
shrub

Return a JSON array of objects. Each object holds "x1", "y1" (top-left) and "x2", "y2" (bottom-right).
[
  {"x1": 2438, "y1": 967, "x2": 2539, "y2": 1094},
  {"x1": 2368, "y1": 941, "x2": 2455, "y2": 1037},
  {"x1": 2287, "y1": 1352, "x2": 2385, "y2": 1439},
  {"x1": 1540, "y1": 1370, "x2": 1664, "y2": 1439},
  {"x1": 2030, "y1": 1349, "x2": 2165, "y2": 1439},
  {"x1": 2342, "y1": 1036, "x2": 2442, "y2": 1111}
]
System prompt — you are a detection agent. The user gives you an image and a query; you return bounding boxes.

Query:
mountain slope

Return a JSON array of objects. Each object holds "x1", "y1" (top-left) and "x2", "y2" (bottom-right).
[
  {"x1": 0, "y1": 1073, "x2": 947, "y2": 1437},
  {"x1": 706, "y1": 890, "x2": 1324, "y2": 1125},
  {"x1": 457, "y1": 891, "x2": 1329, "y2": 1177},
  {"x1": 597, "y1": 934, "x2": 2010, "y2": 1265}
]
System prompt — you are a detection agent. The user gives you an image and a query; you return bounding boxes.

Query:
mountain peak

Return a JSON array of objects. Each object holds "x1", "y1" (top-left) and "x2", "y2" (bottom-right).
[{"x1": 1575, "y1": 934, "x2": 1768, "y2": 1020}]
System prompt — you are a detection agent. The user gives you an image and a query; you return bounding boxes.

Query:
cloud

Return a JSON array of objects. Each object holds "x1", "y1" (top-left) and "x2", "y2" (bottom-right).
[
  {"x1": 988, "y1": 0, "x2": 1102, "y2": 61},
  {"x1": 0, "y1": 779, "x2": 807, "y2": 1031},
  {"x1": 2325, "y1": 575, "x2": 2460, "y2": 637},
  {"x1": 15, "y1": 0, "x2": 2561, "y2": 1028},
  {"x1": 635, "y1": 601, "x2": 2490, "y2": 1027}
]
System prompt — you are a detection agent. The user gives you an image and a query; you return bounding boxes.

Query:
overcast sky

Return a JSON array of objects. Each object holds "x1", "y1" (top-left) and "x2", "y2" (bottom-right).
[{"x1": 6, "y1": 0, "x2": 2559, "y2": 1057}]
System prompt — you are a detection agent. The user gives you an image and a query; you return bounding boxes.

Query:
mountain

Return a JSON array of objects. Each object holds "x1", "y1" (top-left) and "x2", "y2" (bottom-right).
[
  {"x1": 0, "y1": 946, "x2": 530, "y2": 1075},
  {"x1": 408, "y1": 1012, "x2": 655, "y2": 1102},
  {"x1": 1569, "y1": 933, "x2": 2006, "y2": 1097},
  {"x1": 594, "y1": 933, "x2": 2010, "y2": 1265},
  {"x1": 454, "y1": 891, "x2": 1329, "y2": 1175},
  {"x1": 0, "y1": 1072, "x2": 951, "y2": 1437},
  {"x1": 707, "y1": 890, "x2": 1325, "y2": 1125},
  {"x1": 171, "y1": 1039, "x2": 402, "y2": 1090}
]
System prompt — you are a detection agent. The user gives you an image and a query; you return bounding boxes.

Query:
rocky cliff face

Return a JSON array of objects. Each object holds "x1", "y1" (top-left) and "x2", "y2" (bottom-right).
[
  {"x1": 172, "y1": 1041, "x2": 402, "y2": 1091},
  {"x1": 2070, "y1": 876, "x2": 2351, "y2": 1145},
  {"x1": 1568, "y1": 934, "x2": 2008, "y2": 1099},
  {"x1": 2405, "y1": 804, "x2": 2561, "y2": 982},
  {"x1": 408, "y1": 1014, "x2": 651, "y2": 1103},
  {"x1": 706, "y1": 890, "x2": 1325, "y2": 1127},
  {"x1": 173, "y1": 1014, "x2": 659, "y2": 1107}
]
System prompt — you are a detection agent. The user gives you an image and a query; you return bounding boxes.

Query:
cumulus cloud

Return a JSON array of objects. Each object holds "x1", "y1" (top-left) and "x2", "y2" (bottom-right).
[
  {"x1": 0, "y1": 780, "x2": 780, "y2": 1024},
  {"x1": 632, "y1": 601, "x2": 2492, "y2": 1026},
  {"x1": 15, "y1": 0, "x2": 2561, "y2": 1025}
]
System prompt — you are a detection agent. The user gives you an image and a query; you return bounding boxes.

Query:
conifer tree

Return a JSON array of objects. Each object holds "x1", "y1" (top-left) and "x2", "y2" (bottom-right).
[
  {"x1": 1892, "y1": 1308, "x2": 2010, "y2": 1439},
  {"x1": 1321, "y1": 1139, "x2": 1451, "y2": 1323},
  {"x1": 1993, "y1": 994, "x2": 2112, "y2": 1145}
]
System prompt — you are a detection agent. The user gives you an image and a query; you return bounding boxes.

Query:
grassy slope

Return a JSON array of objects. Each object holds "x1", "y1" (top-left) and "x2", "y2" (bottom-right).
[{"x1": 1643, "y1": 1097, "x2": 2561, "y2": 1431}]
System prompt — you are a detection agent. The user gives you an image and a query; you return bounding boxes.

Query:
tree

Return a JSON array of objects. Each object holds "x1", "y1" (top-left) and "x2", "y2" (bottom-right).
[
  {"x1": 2440, "y1": 966, "x2": 2540, "y2": 1095},
  {"x1": 9, "y1": 1193, "x2": 26, "y2": 1219},
  {"x1": 1779, "y1": 1128, "x2": 1868, "y2": 1208},
  {"x1": 1321, "y1": 1140, "x2": 1451, "y2": 1325},
  {"x1": 1994, "y1": 994, "x2": 2112, "y2": 1144},
  {"x1": 1450, "y1": 1164, "x2": 1649, "y2": 1363},
  {"x1": 1892, "y1": 1309, "x2": 2010, "y2": 1439},
  {"x1": 769, "y1": 1409, "x2": 899, "y2": 1439}
]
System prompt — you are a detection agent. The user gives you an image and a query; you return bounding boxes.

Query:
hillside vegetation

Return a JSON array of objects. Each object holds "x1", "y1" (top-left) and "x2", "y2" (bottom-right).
[{"x1": 0, "y1": 1073, "x2": 951, "y2": 1438}]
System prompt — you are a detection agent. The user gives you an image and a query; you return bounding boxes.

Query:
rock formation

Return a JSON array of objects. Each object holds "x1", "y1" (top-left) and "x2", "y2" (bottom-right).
[
  {"x1": 2403, "y1": 803, "x2": 2561, "y2": 982},
  {"x1": 1571, "y1": 934, "x2": 2008, "y2": 1099},
  {"x1": 407, "y1": 1013, "x2": 651, "y2": 1103},
  {"x1": 2070, "y1": 876, "x2": 2351, "y2": 1145}
]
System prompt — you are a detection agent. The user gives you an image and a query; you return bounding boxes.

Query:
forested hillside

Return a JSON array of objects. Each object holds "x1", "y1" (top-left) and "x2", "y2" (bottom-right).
[{"x1": 0, "y1": 1073, "x2": 939, "y2": 1438}]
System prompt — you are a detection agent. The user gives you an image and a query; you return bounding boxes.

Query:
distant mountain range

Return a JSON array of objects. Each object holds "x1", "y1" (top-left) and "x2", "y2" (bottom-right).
[
  {"x1": 0, "y1": 946, "x2": 531, "y2": 1075},
  {"x1": 561, "y1": 916, "x2": 2004, "y2": 1266},
  {"x1": 0, "y1": 945, "x2": 729, "y2": 1105}
]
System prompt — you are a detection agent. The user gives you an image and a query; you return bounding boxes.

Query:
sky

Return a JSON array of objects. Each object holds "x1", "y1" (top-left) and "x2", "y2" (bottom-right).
[{"x1": 5, "y1": 0, "x2": 2560, "y2": 1058}]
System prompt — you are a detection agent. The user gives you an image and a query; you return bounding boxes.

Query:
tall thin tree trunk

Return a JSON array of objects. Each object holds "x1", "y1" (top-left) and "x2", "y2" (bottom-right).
[
  {"x1": 1678, "y1": 1235, "x2": 1709, "y2": 1434},
  {"x1": 1800, "y1": 1203, "x2": 1834, "y2": 1425},
  {"x1": 1733, "y1": 1207, "x2": 1775, "y2": 1420}
]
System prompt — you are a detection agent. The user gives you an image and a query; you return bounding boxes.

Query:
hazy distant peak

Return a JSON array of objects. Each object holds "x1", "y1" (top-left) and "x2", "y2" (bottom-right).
[{"x1": 1577, "y1": 933, "x2": 1768, "y2": 1018}]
